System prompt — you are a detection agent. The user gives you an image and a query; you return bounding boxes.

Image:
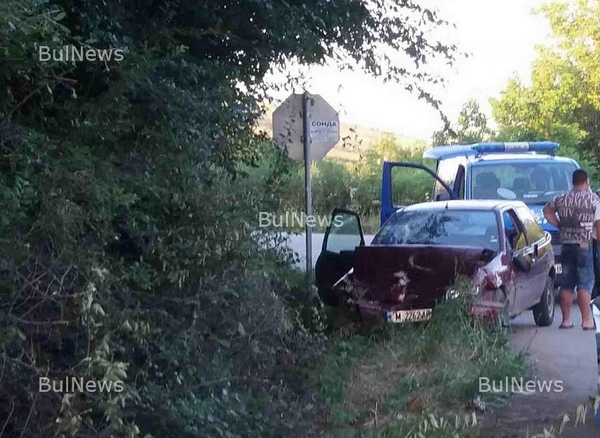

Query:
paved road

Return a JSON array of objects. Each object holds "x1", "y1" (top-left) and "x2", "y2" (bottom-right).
[
  {"x1": 482, "y1": 304, "x2": 599, "y2": 436},
  {"x1": 510, "y1": 305, "x2": 597, "y2": 403}
]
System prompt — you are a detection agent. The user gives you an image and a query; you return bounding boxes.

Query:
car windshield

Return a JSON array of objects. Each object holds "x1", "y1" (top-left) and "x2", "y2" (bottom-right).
[
  {"x1": 471, "y1": 161, "x2": 576, "y2": 204},
  {"x1": 372, "y1": 209, "x2": 500, "y2": 251}
]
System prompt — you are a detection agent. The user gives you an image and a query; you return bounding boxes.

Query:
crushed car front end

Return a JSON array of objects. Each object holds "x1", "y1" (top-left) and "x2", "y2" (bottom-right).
[{"x1": 330, "y1": 244, "x2": 511, "y2": 323}]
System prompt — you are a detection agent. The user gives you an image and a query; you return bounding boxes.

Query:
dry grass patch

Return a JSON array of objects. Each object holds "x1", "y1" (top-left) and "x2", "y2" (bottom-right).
[{"x1": 342, "y1": 349, "x2": 427, "y2": 422}]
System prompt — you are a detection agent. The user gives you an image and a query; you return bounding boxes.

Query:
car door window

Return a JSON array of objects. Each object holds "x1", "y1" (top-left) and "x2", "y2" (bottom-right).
[
  {"x1": 324, "y1": 210, "x2": 364, "y2": 253},
  {"x1": 516, "y1": 206, "x2": 545, "y2": 244},
  {"x1": 503, "y1": 209, "x2": 528, "y2": 251}
]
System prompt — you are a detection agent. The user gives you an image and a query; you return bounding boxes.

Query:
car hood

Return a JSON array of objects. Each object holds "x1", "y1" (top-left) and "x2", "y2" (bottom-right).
[{"x1": 346, "y1": 245, "x2": 493, "y2": 309}]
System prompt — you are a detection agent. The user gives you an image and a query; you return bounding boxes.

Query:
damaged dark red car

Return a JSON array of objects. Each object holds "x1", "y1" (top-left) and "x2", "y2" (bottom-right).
[{"x1": 315, "y1": 200, "x2": 556, "y2": 326}]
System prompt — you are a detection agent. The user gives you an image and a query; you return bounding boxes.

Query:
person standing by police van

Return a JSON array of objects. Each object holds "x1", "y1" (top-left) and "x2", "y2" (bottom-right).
[{"x1": 543, "y1": 169, "x2": 600, "y2": 330}]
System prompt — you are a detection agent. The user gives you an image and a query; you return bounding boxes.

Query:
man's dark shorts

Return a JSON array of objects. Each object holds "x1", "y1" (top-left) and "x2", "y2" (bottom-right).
[{"x1": 561, "y1": 243, "x2": 594, "y2": 292}]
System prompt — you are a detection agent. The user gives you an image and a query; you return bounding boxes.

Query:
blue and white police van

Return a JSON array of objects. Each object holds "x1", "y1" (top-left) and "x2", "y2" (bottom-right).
[{"x1": 380, "y1": 142, "x2": 580, "y2": 287}]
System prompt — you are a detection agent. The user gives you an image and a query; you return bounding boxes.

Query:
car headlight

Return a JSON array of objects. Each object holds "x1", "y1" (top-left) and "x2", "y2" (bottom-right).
[
  {"x1": 446, "y1": 289, "x2": 460, "y2": 300},
  {"x1": 446, "y1": 285, "x2": 480, "y2": 300}
]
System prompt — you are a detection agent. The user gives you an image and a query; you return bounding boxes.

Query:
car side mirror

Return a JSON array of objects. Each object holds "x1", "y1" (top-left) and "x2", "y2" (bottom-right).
[{"x1": 513, "y1": 254, "x2": 531, "y2": 272}]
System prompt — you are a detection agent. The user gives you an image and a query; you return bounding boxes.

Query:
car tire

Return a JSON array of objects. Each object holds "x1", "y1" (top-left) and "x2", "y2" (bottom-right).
[
  {"x1": 533, "y1": 277, "x2": 555, "y2": 327},
  {"x1": 330, "y1": 300, "x2": 360, "y2": 333},
  {"x1": 318, "y1": 288, "x2": 340, "y2": 307}
]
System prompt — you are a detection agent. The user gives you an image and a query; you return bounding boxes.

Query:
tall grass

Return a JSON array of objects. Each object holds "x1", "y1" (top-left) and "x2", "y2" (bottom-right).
[{"x1": 314, "y1": 278, "x2": 526, "y2": 437}]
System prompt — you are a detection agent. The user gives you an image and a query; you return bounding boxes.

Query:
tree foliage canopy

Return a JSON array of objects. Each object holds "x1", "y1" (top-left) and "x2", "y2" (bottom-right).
[
  {"x1": 0, "y1": 1, "x2": 457, "y2": 436},
  {"x1": 491, "y1": 0, "x2": 600, "y2": 160},
  {"x1": 432, "y1": 99, "x2": 493, "y2": 145}
]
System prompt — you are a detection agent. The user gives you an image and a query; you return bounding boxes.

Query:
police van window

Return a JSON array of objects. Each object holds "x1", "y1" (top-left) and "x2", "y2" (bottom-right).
[
  {"x1": 471, "y1": 161, "x2": 577, "y2": 203},
  {"x1": 456, "y1": 165, "x2": 465, "y2": 198},
  {"x1": 433, "y1": 158, "x2": 460, "y2": 201}
]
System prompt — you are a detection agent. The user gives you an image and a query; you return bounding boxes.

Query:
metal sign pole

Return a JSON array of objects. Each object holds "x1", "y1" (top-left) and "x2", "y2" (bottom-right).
[
  {"x1": 302, "y1": 91, "x2": 313, "y2": 278},
  {"x1": 273, "y1": 91, "x2": 338, "y2": 277}
]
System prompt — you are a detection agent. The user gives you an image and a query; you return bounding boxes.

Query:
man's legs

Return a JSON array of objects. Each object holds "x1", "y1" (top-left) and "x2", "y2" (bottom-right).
[
  {"x1": 576, "y1": 245, "x2": 595, "y2": 329},
  {"x1": 559, "y1": 289, "x2": 573, "y2": 327},
  {"x1": 578, "y1": 290, "x2": 594, "y2": 328},
  {"x1": 559, "y1": 290, "x2": 574, "y2": 327},
  {"x1": 559, "y1": 244, "x2": 577, "y2": 327},
  {"x1": 594, "y1": 239, "x2": 600, "y2": 298}
]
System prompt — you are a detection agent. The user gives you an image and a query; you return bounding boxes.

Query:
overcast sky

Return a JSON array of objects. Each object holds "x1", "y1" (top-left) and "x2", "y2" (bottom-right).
[{"x1": 268, "y1": 0, "x2": 551, "y2": 141}]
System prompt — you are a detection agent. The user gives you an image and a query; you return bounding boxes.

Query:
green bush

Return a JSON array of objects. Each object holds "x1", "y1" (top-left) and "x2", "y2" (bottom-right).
[
  {"x1": 0, "y1": 0, "x2": 456, "y2": 435},
  {"x1": 313, "y1": 160, "x2": 355, "y2": 213},
  {"x1": 249, "y1": 137, "x2": 432, "y2": 226}
]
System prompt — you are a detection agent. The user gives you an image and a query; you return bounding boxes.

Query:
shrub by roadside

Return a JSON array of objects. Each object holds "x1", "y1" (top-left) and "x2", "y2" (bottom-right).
[{"x1": 0, "y1": 142, "x2": 330, "y2": 437}]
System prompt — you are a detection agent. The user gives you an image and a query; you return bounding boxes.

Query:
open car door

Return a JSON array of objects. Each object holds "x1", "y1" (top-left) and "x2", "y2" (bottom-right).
[
  {"x1": 315, "y1": 209, "x2": 364, "y2": 306},
  {"x1": 380, "y1": 162, "x2": 457, "y2": 226}
]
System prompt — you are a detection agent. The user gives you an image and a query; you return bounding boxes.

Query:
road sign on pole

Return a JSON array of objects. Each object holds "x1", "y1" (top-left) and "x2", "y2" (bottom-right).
[
  {"x1": 273, "y1": 93, "x2": 340, "y2": 161},
  {"x1": 302, "y1": 92, "x2": 313, "y2": 277},
  {"x1": 272, "y1": 92, "x2": 340, "y2": 275}
]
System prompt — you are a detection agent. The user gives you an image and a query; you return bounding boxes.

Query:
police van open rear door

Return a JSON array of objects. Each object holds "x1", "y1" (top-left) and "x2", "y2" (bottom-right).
[{"x1": 380, "y1": 162, "x2": 457, "y2": 226}]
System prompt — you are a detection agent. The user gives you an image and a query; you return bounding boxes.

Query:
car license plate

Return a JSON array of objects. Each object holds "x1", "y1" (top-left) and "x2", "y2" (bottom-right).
[
  {"x1": 387, "y1": 308, "x2": 433, "y2": 323},
  {"x1": 555, "y1": 263, "x2": 562, "y2": 274}
]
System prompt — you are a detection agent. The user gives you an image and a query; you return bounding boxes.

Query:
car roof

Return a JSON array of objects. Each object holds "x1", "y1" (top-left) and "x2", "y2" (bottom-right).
[{"x1": 401, "y1": 199, "x2": 526, "y2": 212}]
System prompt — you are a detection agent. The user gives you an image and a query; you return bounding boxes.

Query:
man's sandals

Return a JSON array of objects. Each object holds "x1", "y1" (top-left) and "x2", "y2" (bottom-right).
[{"x1": 559, "y1": 322, "x2": 596, "y2": 330}]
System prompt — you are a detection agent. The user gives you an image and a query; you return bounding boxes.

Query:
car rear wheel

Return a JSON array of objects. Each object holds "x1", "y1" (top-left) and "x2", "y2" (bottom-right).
[
  {"x1": 533, "y1": 277, "x2": 555, "y2": 327},
  {"x1": 318, "y1": 287, "x2": 340, "y2": 307}
]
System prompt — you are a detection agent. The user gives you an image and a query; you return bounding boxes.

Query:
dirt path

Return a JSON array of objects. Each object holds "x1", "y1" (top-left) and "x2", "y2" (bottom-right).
[{"x1": 481, "y1": 304, "x2": 599, "y2": 436}]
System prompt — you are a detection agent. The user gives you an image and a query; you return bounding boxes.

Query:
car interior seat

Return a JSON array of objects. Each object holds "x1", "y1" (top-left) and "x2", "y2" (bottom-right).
[
  {"x1": 502, "y1": 213, "x2": 517, "y2": 249},
  {"x1": 473, "y1": 172, "x2": 501, "y2": 199},
  {"x1": 512, "y1": 177, "x2": 531, "y2": 193},
  {"x1": 530, "y1": 169, "x2": 549, "y2": 191}
]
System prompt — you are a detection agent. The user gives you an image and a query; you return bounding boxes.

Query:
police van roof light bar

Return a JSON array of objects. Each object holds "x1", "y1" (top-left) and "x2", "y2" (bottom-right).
[{"x1": 472, "y1": 142, "x2": 559, "y2": 156}]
